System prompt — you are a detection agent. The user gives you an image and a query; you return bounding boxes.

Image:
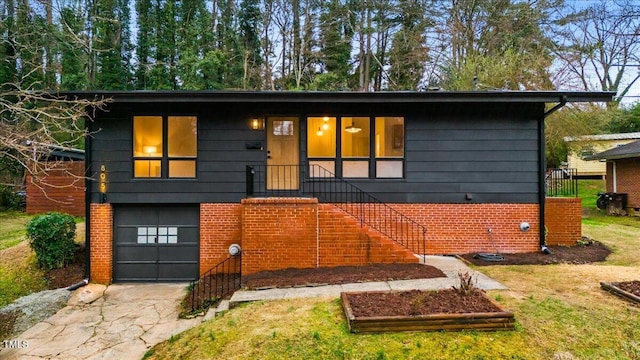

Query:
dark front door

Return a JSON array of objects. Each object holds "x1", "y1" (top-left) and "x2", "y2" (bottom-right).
[{"x1": 113, "y1": 206, "x2": 199, "y2": 282}]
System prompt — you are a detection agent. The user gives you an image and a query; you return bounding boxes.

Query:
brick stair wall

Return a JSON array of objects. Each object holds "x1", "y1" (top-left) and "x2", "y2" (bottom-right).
[{"x1": 240, "y1": 198, "x2": 418, "y2": 275}]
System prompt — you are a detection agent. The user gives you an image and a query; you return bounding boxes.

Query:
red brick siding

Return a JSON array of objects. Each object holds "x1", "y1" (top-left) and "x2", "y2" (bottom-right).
[
  {"x1": 89, "y1": 203, "x2": 112, "y2": 284},
  {"x1": 241, "y1": 198, "x2": 319, "y2": 275},
  {"x1": 613, "y1": 159, "x2": 640, "y2": 210},
  {"x1": 379, "y1": 204, "x2": 540, "y2": 254},
  {"x1": 544, "y1": 198, "x2": 581, "y2": 246},
  {"x1": 26, "y1": 161, "x2": 85, "y2": 217},
  {"x1": 200, "y1": 203, "x2": 242, "y2": 274},
  {"x1": 318, "y1": 205, "x2": 418, "y2": 267}
]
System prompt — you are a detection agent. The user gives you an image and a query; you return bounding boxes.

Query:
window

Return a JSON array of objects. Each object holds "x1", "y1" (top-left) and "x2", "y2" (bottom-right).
[
  {"x1": 133, "y1": 115, "x2": 197, "y2": 178},
  {"x1": 375, "y1": 117, "x2": 404, "y2": 178},
  {"x1": 342, "y1": 117, "x2": 370, "y2": 177},
  {"x1": 307, "y1": 116, "x2": 404, "y2": 179}
]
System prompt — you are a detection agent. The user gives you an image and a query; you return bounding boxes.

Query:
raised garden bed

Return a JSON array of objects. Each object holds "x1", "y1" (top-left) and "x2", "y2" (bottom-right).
[
  {"x1": 341, "y1": 289, "x2": 515, "y2": 333},
  {"x1": 600, "y1": 281, "x2": 640, "y2": 305}
]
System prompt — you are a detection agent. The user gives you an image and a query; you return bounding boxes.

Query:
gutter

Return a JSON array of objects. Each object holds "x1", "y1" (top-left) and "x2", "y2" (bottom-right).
[{"x1": 540, "y1": 96, "x2": 568, "y2": 253}]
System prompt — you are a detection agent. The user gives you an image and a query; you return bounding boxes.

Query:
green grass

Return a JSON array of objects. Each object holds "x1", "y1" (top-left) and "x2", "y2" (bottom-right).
[
  {"x1": 0, "y1": 211, "x2": 33, "y2": 250},
  {"x1": 0, "y1": 254, "x2": 47, "y2": 307},
  {"x1": 0, "y1": 211, "x2": 48, "y2": 307},
  {"x1": 577, "y1": 179, "x2": 605, "y2": 209}
]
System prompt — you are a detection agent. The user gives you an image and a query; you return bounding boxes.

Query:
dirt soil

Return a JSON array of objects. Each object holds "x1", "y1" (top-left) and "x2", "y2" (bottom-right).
[
  {"x1": 346, "y1": 289, "x2": 503, "y2": 317},
  {"x1": 44, "y1": 246, "x2": 86, "y2": 289},
  {"x1": 614, "y1": 281, "x2": 640, "y2": 297},
  {"x1": 459, "y1": 238, "x2": 611, "y2": 266},
  {"x1": 242, "y1": 263, "x2": 446, "y2": 289}
]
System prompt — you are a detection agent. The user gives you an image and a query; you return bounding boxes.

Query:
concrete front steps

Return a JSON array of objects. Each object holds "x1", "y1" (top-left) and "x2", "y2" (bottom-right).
[{"x1": 318, "y1": 205, "x2": 419, "y2": 266}]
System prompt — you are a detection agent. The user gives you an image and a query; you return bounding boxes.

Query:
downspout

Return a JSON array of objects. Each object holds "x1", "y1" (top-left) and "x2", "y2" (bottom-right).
[
  {"x1": 84, "y1": 116, "x2": 92, "y2": 281},
  {"x1": 540, "y1": 96, "x2": 567, "y2": 253},
  {"x1": 612, "y1": 161, "x2": 617, "y2": 193}
]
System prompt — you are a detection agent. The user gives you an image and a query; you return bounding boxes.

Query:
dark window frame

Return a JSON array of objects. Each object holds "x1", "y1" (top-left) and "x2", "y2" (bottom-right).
[
  {"x1": 306, "y1": 115, "x2": 405, "y2": 179},
  {"x1": 132, "y1": 114, "x2": 198, "y2": 179}
]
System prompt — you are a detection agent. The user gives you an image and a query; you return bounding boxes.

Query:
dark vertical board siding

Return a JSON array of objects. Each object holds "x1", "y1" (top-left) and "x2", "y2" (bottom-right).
[{"x1": 89, "y1": 101, "x2": 541, "y2": 204}]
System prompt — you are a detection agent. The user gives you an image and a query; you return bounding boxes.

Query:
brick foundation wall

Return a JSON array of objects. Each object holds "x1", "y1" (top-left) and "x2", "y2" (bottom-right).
[
  {"x1": 26, "y1": 161, "x2": 85, "y2": 217},
  {"x1": 382, "y1": 204, "x2": 540, "y2": 254},
  {"x1": 200, "y1": 203, "x2": 242, "y2": 274},
  {"x1": 544, "y1": 198, "x2": 581, "y2": 246},
  {"x1": 89, "y1": 203, "x2": 112, "y2": 284}
]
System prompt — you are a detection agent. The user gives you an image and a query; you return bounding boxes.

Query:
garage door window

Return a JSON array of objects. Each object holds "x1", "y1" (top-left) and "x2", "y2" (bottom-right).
[
  {"x1": 137, "y1": 226, "x2": 178, "y2": 244},
  {"x1": 133, "y1": 115, "x2": 197, "y2": 178}
]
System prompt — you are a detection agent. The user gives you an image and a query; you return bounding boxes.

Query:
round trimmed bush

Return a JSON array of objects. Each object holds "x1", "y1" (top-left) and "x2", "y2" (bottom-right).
[{"x1": 26, "y1": 212, "x2": 77, "y2": 270}]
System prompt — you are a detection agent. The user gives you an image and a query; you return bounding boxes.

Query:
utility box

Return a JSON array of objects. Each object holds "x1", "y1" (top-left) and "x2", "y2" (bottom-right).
[{"x1": 606, "y1": 193, "x2": 628, "y2": 215}]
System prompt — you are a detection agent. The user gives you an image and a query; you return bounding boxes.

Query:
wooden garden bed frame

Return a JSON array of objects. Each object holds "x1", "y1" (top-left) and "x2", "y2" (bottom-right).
[
  {"x1": 600, "y1": 282, "x2": 640, "y2": 305},
  {"x1": 341, "y1": 291, "x2": 515, "y2": 334}
]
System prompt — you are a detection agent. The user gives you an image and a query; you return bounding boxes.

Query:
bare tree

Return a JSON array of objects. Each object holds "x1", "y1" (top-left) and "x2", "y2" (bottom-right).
[
  {"x1": 0, "y1": 1, "x2": 109, "y2": 193},
  {"x1": 553, "y1": 0, "x2": 640, "y2": 106}
]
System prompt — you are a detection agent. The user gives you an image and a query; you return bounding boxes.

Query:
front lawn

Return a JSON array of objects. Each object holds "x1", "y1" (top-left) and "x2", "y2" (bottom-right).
[
  {"x1": 0, "y1": 211, "x2": 33, "y2": 250},
  {"x1": 145, "y1": 220, "x2": 640, "y2": 360}
]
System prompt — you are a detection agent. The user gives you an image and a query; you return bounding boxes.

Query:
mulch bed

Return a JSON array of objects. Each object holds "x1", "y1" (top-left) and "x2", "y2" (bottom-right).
[
  {"x1": 44, "y1": 246, "x2": 86, "y2": 289},
  {"x1": 345, "y1": 289, "x2": 501, "y2": 317},
  {"x1": 342, "y1": 289, "x2": 515, "y2": 333},
  {"x1": 600, "y1": 281, "x2": 640, "y2": 305},
  {"x1": 459, "y1": 238, "x2": 611, "y2": 266},
  {"x1": 616, "y1": 281, "x2": 640, "y2": 297},
  {"x1": 242, "y1": 263, "x2": 446, "y2": 289}
]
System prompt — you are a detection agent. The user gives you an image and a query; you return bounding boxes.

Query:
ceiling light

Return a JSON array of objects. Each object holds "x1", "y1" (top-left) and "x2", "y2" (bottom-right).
[{"x1": 345, "y1": 121, "x2": 361, "y2": 133}]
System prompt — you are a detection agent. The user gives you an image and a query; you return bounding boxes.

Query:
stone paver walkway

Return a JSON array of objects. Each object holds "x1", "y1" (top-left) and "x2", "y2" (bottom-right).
[
  {"x1": 1, "y1": 284, "x2": 199, "y2": 360},
  {"x1": 227, "y1": 255, "x2": 507, "y2": 307}
]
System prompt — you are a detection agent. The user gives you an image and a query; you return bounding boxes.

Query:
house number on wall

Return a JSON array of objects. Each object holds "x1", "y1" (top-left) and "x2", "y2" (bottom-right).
[{"x1": 99, "y1": 165, "x2": 106, "y2": 193}]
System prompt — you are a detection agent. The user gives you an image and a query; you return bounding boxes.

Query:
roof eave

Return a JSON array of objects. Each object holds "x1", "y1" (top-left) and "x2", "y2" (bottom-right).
[{"x1": 57, "y1": 90, "x2": 616, "y2": 104}]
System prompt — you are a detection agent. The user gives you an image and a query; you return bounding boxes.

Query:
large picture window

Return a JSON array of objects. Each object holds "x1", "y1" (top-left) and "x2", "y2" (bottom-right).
[
  {"x1": 133, "y1": 115, "x2": 197, "y2": 178},
  {"x1": 307, "y1": 116, "x2": 404, "y2": 179}
]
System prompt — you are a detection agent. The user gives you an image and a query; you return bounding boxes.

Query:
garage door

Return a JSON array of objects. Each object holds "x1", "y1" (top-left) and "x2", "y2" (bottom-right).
[{"x1": 114, "y1": 206, "x2": 199, "y2": 282}]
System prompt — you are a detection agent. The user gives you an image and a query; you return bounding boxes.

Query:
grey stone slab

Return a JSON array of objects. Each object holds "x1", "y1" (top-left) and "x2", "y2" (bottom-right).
[{"x1": 340, "y1": 281, "x2": 391, "y2": 292}]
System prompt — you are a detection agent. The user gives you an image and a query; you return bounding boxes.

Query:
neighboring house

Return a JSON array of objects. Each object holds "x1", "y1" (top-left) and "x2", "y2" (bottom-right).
[
  {"x1": 585, "y1": 140, "x2": 640, "y2": 215},
  {"x1": 564, "y1": 132, "x2": 640, "y2": 178},
  {"x1": 70, "y1": 91, "x2": 612, "y2": 284},
  {"x1": 26, "y1": 145, "x2": 85, "y2": 217}
]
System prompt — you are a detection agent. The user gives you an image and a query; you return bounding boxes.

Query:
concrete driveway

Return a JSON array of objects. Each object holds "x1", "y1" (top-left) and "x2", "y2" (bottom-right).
[{"x1": 1, "y1": 284, "x2": 200, "y2": 360}]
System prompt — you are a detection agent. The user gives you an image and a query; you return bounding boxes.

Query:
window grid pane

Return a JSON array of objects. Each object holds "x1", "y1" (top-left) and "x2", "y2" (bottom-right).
[
  {"x1": 168, "y1": 116, "x2": 197, "y2": 157},
  {"x1": 307, "y1": 117, "x2": 336, "y2": 157},
  {"x1": 341, "y1": 117, "x2": 370, "y2": 157}
]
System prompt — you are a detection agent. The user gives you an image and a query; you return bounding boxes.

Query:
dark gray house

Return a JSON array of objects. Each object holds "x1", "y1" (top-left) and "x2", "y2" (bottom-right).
[{"x1": 74, "y1": 91, "x2": 613, "y2": 283}]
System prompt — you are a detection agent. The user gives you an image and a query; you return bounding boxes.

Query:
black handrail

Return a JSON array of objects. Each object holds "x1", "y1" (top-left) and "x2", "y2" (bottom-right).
[
  {"x1": 246, "y1": 164, "x2": 427, "y2": 257},
  {"x1": 545, "y1": 168, "x2": 578, "y2": 197},
  {"x1": 184, "y1": 254, "x2": 241, "y2": 315}
]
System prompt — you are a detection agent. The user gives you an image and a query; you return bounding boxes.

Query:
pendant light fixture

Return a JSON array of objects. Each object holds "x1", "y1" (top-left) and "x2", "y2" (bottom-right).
[{"x1": 345, "y1": 120, "x2": 362, "y2": 133}]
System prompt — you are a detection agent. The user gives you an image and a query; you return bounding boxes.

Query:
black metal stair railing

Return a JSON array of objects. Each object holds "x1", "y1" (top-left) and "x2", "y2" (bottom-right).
[
  {"x1": 185, "y1": 254, "x2": 241, "y2": 315},
  {"x1": 246, "y1": 164, "x2": 427, "y2": 257}
]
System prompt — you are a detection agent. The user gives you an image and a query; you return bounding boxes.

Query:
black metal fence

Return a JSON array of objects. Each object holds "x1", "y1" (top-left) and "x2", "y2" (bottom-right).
[
  {"x1": 185, "y1": 255, "x2": 241, "y2": 315},
  {"x1": 246, "y1": 164, "x2": 427, "y2": 257},
  {"x1": 545, "y1": 168, "x2": 578, "y2": 197}
]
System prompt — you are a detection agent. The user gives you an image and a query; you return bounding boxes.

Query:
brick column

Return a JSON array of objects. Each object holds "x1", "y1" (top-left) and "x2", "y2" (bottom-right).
[
  {"x1": 200, "y1": 203, "x2": 242, "y2": 275},
  {"x1": 90, "y1": 203, "x2": 113, "y2": 284},
  {"x1": 545, "y1": 198, "x2": 581, "y2": 246}
]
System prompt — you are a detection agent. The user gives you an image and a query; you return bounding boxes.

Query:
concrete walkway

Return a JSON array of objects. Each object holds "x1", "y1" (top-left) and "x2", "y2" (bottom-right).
[
  {"x1": 1, "y1": 284, "x2": 200, "y2": 360},
  {"x1": 227, "y1": 255, "x2": 506, "y2": 308},
  {"x1": 2, "y1": 256, "x2": 506, "y2": 359}
]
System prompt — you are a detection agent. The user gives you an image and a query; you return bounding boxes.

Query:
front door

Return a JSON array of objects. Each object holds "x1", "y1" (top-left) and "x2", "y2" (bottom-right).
[{"x1": 266, "y1": 117, "x2": 299, "y2": 190}]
